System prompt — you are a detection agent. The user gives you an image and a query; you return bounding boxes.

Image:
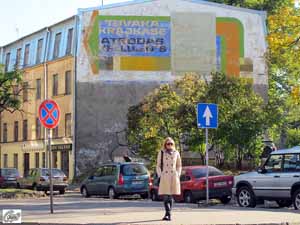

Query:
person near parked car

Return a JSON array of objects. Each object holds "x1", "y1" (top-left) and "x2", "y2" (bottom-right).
[{"x1": 156, "y1": 137, "x2": 182, "y2": 221}]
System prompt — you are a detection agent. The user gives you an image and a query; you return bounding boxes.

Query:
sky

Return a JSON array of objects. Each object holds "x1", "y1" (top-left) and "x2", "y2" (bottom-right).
[{"x1": 0, "y1": 0, "x2": 130, "y2": 46}]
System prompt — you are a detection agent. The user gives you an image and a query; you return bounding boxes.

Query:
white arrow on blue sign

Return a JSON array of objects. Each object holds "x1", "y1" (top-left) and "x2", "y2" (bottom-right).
[{"x1": 197, "y1": 103, "x2": 218, "y2": 129}]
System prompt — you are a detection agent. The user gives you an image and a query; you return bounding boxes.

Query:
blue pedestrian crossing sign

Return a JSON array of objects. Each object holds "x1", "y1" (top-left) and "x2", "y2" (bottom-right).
[{"x1": 197, "y1": 103, "x2": 218, "y2": 129}]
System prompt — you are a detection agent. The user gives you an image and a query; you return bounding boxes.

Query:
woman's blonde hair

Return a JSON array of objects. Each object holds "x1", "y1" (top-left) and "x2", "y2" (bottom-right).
[{"x1": 163, "y1": 137, "x2": 176, "y2": 150}]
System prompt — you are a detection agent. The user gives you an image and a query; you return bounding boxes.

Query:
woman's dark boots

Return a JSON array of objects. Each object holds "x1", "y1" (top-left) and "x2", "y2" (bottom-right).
[{"x1": 163, "y1": 195, "x2": 172, "y2": 221}]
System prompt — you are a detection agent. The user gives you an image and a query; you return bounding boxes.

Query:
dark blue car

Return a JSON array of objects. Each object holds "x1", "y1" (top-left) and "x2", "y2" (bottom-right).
[{"x1": 80, "y1": 163, "x2": 150, "y2": 199}]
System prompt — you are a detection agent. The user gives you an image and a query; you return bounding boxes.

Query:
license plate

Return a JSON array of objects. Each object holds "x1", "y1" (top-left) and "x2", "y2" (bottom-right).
[
  {"x1": 132, "y1": 181, "x2": 143, "y2": 185},
  {"x1": 6, "y1": 177, "x2": 16, "y2": 181},
  {"x1": 214, "y1": 181, "x2": 227, "y2": 187}
]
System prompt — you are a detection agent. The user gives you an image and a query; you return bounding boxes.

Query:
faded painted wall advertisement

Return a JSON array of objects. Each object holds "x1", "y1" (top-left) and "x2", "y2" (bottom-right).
[{"x1": 99, "y1": 16, "x2": 171, "y2": 57}]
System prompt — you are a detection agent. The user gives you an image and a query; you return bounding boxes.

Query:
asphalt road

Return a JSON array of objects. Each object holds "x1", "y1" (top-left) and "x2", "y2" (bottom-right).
[{"x1": 1, "y1": 192, "x2": 300, "y2": 225}]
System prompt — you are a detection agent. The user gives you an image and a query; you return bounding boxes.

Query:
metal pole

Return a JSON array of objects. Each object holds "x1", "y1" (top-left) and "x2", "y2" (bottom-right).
[
  {"x1": 205, "y1": 128, "x2": 209, "y2": 205},
  {"x1": 48, "y1": 129, "x2": 54, "y2": 214}
]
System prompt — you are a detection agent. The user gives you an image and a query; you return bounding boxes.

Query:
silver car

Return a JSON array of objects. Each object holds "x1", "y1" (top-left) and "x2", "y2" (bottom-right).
[
  {"x1": 19, "y1": 168, "x2": 68, "y2": 194},
  {"x1": 233, "y1": 146, "x2": 300, "y2": 209}
]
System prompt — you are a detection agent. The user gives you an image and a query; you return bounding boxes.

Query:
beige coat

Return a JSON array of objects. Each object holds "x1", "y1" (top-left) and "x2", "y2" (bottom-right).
[{"x1": 156, "y1": 149, "x2": 182, "y2": 195}]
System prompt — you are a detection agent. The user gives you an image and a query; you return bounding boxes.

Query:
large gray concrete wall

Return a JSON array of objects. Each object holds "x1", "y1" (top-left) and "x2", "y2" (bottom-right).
[{"x1": 76, "y1": 81, "x2": 161, "y2": 174}]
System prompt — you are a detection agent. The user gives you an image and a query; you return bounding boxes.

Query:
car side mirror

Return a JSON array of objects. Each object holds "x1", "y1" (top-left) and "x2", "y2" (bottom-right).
[{"x1": 258, "y1": 167, "x2": 267, "y2": 174}]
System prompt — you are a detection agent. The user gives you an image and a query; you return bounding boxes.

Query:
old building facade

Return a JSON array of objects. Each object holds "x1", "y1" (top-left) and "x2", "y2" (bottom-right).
[
  {"x1": 0, "y1": 0, "x2": 268, "y2": 178},
  {"x1": 0, "y1": 17, "x2": 75, "y2": 178},
  {"x1": 75, "y1": 0, "x2": 267, "y2": 174}
]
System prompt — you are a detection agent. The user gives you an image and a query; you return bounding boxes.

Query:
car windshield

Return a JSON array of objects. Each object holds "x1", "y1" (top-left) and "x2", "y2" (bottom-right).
[
  {"x1": 192, "y1": 167, "x2": 224, "y2": 178},
  {"x1": 121, "y1": 164, "x2": 148, "y2": 176},
  {"x1": 1, "y1": 168, "x2": 19, "y2": 176},
  {"x1": 192, "y1": 168, "x2": 206, "y2": 178},
  {"x1": 42, "y1": 169, "x2": 65, "y2": 177}
]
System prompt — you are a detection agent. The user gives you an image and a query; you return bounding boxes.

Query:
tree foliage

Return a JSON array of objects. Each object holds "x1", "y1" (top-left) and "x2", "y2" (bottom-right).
[
  {"x1": 127, "y1": 73, "x2": 266, "y2": 169},
  {"x1": 207, "y1": 0, "x2": 292, "y2": 13},
  {"x1": 0, "y1": 65, "x2": 23, "y2": 113},
  {"x1": 266, "y1": 3, "x2": 300, "y2": 147}
]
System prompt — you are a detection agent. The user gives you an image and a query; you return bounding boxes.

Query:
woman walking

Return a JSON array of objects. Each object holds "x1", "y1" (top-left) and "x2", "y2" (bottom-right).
[{"x1": 156, "y1": 137, "x2": 182, "y2": 221}]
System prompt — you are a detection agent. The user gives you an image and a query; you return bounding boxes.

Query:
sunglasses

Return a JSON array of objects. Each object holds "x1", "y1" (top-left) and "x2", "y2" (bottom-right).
[{"x1": 166, "y1": 143, "x2": 174, "y2": 146}]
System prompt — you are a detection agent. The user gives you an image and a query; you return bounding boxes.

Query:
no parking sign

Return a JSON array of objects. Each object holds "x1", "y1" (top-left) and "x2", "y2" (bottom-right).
[{"x1": 39, "y1": 99, "x2": 60, "y2": 129}]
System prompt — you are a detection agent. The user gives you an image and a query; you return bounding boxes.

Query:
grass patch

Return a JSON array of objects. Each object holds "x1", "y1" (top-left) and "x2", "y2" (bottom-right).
[{"x1": 0, "y1": 188, "x2": 46, "y2": 199}]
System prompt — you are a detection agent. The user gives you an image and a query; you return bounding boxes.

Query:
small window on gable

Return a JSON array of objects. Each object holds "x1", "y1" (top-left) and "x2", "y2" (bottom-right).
[{"x1": 53, "y1": 33, "x2": 62, "y2": 59}]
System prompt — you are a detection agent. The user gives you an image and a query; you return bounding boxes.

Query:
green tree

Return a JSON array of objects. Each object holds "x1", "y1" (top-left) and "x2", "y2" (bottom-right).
[
  {"x1": 206, "y1": 73, "x2": 266, "y2": 169},
  {"x1": 127, "y1": 73, "x2": 267, "y2": 169},
  {"x1": 0, "y1": 65, "x2": 23, "y2": 113},
  {"x1": 266, "y1": 3, "x2": 300, "y2": 148},
  {"x1": 127, "y1": 84, "x2": 182, "y2": 169}
]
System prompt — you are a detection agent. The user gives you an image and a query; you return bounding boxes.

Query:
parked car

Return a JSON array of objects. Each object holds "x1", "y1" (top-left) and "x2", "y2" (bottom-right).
[
  {"x1": 149, "y1": 166, "x2": 233, "y2": 204},
  {"x1": 18, "y1": 168, "x2": 68, "y2": 194},
  {"x1": 233, "y1": 146, "x2": 300, "y2": 209},
  {"x1": 80, "y1": 162, "x2": 150, "y2": 199},
  {"x1": 0, "y1": 168, "x2": 20, "y2": 188}
]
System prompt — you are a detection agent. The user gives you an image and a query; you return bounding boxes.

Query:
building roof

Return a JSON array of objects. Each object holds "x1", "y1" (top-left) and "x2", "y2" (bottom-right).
[
  {"x1": 1, "y1": 16, "x2": 75, "y2": 48},
  {"x1": 78, "y1": 0, "x2": 267, "y2": 16}
]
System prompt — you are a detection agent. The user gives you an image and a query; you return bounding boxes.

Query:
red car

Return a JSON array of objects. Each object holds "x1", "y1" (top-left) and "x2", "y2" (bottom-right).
[{"x1": 149, "y1": 166, "x2": 233, "y2": 204}]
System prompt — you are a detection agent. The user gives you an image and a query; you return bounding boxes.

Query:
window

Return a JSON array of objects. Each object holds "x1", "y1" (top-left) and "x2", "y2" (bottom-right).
[
  {"x1": 121, "y1": 164, "x2": 148, "y2": 176},
  {"x1": 53, "y1": 33, "x2": 61, "y2": 59},
  {"x1": 5, "y1": 52, "x2": 10, "y2": 72},
  {"x1": 36, "y1": 39, "x2": 43, "y2": 64},
  {"x1": 36, "y1": 118, "x2": 41, "y2": 139},
  {"x1": 65, "y1": 113, "x2": 72, "y2": 137},
  {"x1": 23, "y1": 82, "x2": 29, "y2": 102},
  {"x1": 65, "y1": 71, "x2": 71, "y2": 95},
  {"x1": 66, "y1": 28, "x2": 73, "y2": 55},
  {"x1": 16, "y1": 48, "x2": 22, "y2": 67},
  {"x1": 53, "y1": 126, "x2": 59, "y2": 138},
  {"x1": 3, "y1": 123, "x2": 8, "y2": 143},
  {"x1": 13, "y1": 154, "x2": 18, "y2": 169},
  {"x1": 209, "y1": 167, "x2": 224, "y2": 176},
  {"x1": 35, "y1": 152, "x2": 40, "y2": 168},
  {"x1": 36, "y1": 79, "x2": 41, "y2": 99},
  {"x1": 95, "y1": 167, "x2": 104, "y2": 177},
  {"x1": 42, "y1": 152, "x2": 46, "y2": 168},
  {"x1": 14, "y1": 121, "x2": 19, "y2": 142},
  {"x1": 52, "y1": 152, "x2": 58, "y2": 168},
  {"x1": 24, "y1": 44, "x2": 30, "y2": 66},
  {"x1": 283, "y1": 154, "x2": 300, "y2": 172},
  {"x1": 53, "y1": 74, "x2": 58, "y2": 96},
  {"x1": 23, "y1": 120, "x2": 28, "y2": 141},
  {"x1": 265, "y1": 154, "x2": 283, "y2": 173},
  {"x1": 192, "y1": 168, "x2": 206, "y2": 178},
  {"x1": 4, "y1": 154, "x2": 8, "y2": 168}
]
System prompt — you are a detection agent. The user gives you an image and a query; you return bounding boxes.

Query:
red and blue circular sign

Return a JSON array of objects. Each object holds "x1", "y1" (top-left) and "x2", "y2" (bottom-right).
[{"x1": 39, "y1": 100, "x2": 61, "y2": 129}]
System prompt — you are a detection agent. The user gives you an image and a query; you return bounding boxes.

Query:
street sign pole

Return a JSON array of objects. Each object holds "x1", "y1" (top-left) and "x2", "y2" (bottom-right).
[
  {"x1": 48, "y1": 128, "x2": 54, "y2": 214},
  {"x1": 197, "y1": 103, "x2": 218, "y2": 206},
  {"x1": 205, "y1": 128, "x2": 209, "y2": 205},
  {"x1": 39, "y1": 99, "x2": 60, "y2": 215}
]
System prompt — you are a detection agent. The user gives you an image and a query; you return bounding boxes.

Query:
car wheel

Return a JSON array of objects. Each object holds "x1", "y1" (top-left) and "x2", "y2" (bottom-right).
[
  {"x1": 59, "y1": 189, "x2": 65, "y2": 195},
  {"x1": 108, "y1": 187, "x2": 118, "y2": 199},
  {"x1": 151, "y1": 190, "x2": 159, "y2": 201},
  {"x1": 237, "y1": 186, "x2": 256, "y2": 208},
  {"x1": 276, "y1": 200, "x2": 292, "y2": 208},
  {"x1": 141, "y1": 192, "x2": 149, "y2": 199},
  {"x1": 184, "y1": 191, "x2": 195, "y2": 204},
  {"x1": 32, "y1": 184, "x2": 38, "y2": 191},
  {"x1": 81, "y1": 187, "x2": 90, "y2": 198},
  {"x1": 220, "y1": 195, "x2": 232, "y2": 204},
  {"x1": 293, "y1": 189, "x2": 300, "y2": 210}
]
